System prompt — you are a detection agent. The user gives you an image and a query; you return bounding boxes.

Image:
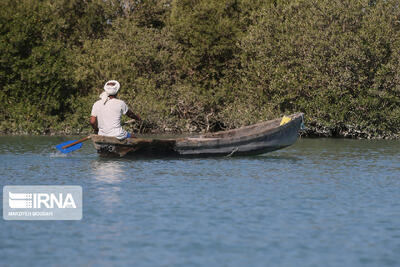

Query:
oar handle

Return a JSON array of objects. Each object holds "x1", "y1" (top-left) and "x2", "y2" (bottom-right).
[{"x1": 62, "y1": 136, "x2": 91, "y2": 149}]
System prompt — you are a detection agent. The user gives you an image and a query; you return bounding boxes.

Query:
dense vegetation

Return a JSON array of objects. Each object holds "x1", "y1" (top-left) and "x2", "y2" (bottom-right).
[{"x1": 1, "y1": 0, "x2": 399, "y2": 138}]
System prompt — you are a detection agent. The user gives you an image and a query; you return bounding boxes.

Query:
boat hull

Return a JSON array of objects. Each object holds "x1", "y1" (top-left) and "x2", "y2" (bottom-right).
[{"x1": 91, "y1": 113, "x2": 304, "y2": 158}]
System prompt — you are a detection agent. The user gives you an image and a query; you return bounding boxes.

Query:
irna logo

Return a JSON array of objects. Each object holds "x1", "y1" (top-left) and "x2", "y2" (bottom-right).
[
  {"x1": 3, "y1": 186, "x2": 82, "y2": 220},
  {"x1": 9, "y1": 192, "x2": 77, "y2": 209}
]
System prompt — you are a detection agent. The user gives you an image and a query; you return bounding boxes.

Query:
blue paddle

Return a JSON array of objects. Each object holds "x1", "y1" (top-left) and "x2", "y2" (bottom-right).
[{"x1": 55, "y1": 136, "x2": 91, "y2": 154}]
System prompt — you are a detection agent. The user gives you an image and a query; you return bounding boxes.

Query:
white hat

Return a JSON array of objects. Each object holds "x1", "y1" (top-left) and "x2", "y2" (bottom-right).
[{"x1": 100, "y1": 80, "x2": 120, "y2": 104}]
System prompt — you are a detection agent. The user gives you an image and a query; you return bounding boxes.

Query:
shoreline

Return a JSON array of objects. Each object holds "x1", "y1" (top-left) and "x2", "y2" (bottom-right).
[
  {"x1": 299, "y1": 123, "x2": 399, "y2": 140},
  {"x1": 1, "y1": 126, "x2": 398, "y2": 140}
]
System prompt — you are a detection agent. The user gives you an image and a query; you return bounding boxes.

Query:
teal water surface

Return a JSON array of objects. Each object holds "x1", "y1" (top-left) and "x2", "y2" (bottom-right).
[{"x1": 0, "y1": 136, "x2": 399, "y2": 266}]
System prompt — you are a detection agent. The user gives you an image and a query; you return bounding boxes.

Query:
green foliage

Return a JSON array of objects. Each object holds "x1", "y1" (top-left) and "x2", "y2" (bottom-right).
[
  {"x1": 0, "y1": 0, "x2": 117, "y2": 134},
  {"x1": 0, "y1": 0, "x2": 399, "y2": 137},
  {"x1": 0, "y1": 0, "x2": 73, "y2": 133},
  {"x1": 169, "y1": 0, "x2": 263, "y2": 90},
  {"x1": 235, "y1": 0, "x2": 400, "y2": 135},
  {"x1": 48, "y1": 0, "x2": 118, "y2": 45},
  {"x1": 121, "y1": 0, "x2": 171, "y2": 28}
]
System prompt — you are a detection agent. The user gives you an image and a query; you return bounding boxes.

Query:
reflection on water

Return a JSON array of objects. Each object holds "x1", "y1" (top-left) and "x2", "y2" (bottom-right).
[
  {"x1": 90, "y1": 160, "x2": 127, "y2": 211},
  {"x1": 91, "y1": 160, "x2": 126, "y2": 184}
]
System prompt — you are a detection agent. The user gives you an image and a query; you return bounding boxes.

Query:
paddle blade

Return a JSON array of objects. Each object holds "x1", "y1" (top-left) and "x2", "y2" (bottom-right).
[{"x1": 55, "y1": 140, "x2": 83, "y2": 154}]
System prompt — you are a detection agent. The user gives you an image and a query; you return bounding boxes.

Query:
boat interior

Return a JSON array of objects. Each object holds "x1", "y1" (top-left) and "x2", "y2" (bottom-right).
[{"x1": 192, "y1": 116, "x2": 285, "y2": 140}]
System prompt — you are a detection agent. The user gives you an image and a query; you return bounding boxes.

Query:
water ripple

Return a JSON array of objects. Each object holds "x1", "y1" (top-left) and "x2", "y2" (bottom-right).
[{"x1": 0, "y1": 137, "x2": 399, "y2": 266}]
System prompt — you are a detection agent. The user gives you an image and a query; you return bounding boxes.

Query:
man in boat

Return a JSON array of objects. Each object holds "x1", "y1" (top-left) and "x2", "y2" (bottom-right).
[{"x1": 90, "y1": 80, "x2": 141, "y2": 139}]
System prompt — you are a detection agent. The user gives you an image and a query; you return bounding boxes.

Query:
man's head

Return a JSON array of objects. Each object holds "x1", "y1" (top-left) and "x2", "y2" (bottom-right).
[{"x1": 104, "y1": 80, "x2": 120, "y2": 96}]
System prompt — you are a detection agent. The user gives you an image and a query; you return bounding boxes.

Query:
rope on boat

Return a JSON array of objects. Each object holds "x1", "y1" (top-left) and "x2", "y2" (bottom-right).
[{"x1": 226, "y1": 147, "x2": 239, "y2": 157}]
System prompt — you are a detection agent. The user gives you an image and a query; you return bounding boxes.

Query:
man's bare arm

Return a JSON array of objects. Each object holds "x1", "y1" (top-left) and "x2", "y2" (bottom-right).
[
  {"x1": 90, "y1": 116, "x2": 99, "y2": 134},
  {"x1": 126, "y1": 110, "x2": 141, "y2": 121}
]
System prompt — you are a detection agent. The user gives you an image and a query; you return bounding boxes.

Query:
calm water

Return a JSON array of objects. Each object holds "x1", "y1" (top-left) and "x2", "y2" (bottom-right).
[{"x1": 0, "y1": 136, "x2": 399, "y2": 266}]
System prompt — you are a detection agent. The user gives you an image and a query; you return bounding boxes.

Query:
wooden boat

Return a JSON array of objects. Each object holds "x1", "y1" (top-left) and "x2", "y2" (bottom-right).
[{"x1": 91, "y1": 113, "x2": 304, "y2": 157}]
